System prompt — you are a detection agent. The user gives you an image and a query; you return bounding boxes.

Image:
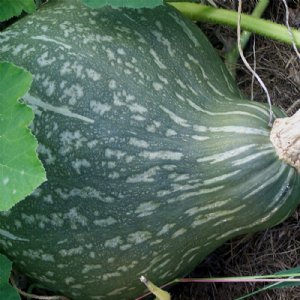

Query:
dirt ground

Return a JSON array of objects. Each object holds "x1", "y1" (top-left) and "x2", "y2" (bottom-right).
[{"x1": 171, "y1": 1, "x2": 300, "y2": 299}]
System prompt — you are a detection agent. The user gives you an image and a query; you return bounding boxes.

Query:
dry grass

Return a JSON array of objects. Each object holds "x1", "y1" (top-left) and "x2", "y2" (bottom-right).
[{"x1": 237, "y1": 38, "x2": 300, "y2": 113}]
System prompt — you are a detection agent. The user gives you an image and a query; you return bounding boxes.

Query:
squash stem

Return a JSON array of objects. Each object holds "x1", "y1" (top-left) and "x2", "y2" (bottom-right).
[
  {"x1": 224, "y1": 0, "x2": 270, "y2": 78},
  {"x1": 168, "y1": 2, "x2": 300, "y2": 48},
  {"x1": 270, "y1": 109, "x2": 300, "y2": 172}
]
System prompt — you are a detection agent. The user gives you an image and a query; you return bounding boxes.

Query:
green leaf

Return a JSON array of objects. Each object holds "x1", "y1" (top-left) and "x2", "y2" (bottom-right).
[
  {"x1": 0, "y1": 0, "x2": 36, "y2": 21},
  {"x1": 0, "y1": 61, "x2": 46, "y2": 211},
  {"x1": 0, "y1": 254, "x2": 20, "y2": 300},
  {"x1": 81, "y1": 0, "x2": 163, "y2": 9}
]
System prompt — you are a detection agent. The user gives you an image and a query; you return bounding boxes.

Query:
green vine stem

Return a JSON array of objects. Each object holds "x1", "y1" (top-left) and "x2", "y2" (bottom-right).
[
  {"x1": 168, "y1": 2, "x2": 300, "y2": 47},
  {"x1": 224, "y1": 0, "x2": 270, "y2": 77}
]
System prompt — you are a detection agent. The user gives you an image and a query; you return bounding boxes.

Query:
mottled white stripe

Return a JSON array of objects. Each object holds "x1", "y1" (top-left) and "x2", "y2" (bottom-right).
[
  {"x1": 266, "y1": 169, "x2": 294, "y2": 209},
  {"x1": 209, "y1": 126, "x2": 269, "y2": 136},
  {"x1": 90, "y1": 101, "x2": 111, "y2": 116},
  {"x1": 168, "y1": 186, "x2": 224, "y2": 203},
  {"x1": 126, "y1": 167, "x2": 160, "y2": 183},
  {"x1": 221, "y1": 66, "x2": 236, "y2": 93},
  {"x1": 157, "y1": 181, "x2": 202, "y2": 197},
  {"x1": 141, "y1": 253, "x2": 170, "y2": 275},
  {"x1": 128, "y1": 137, "x2": 149, "y2": 148},
  {"x1": 191, "y1": 135, "x2": 209, "y2": 141},
  {"x1": 185, "y1": 198, "x2": 231, "y2": 216},
  {"x1": 213, "y1": 216, "x2": 235, "y2": 227},
  {"x1": 127, "y1": 231, "x2": 152, "y2": 244},
  {"x1": 149, "y1": 48, "x2": 167, "y2": 69},
  {"x1": 24, "y1": 93, "x2": 94, "y2": 124},
  {"x1": 233, "y1": 149, "x2": 273, "y2": 166},
  {"x1": 82, "y1": 264, "x2": 102, "y2": 274},
  {"x1": 182, "y1": 246, "x2": 201, "y2": 258},
  {"x1": 0, "y1": 229, "x2": 29, "y2": 241},
  {"x1": 187, "y1": 53, "x2": 199, "y2": 64},
  {"x1": 243, "y1": 164, "x2": 287, "y2": 199},
  {"x1": 206, "y1": 81, "x2": 224, "y2": 96},
  {"x1": 186, "y1": 98, "x2": 266, "y2": 122},
  {"x1": 197, "y1": 144, "x2": 256, "y2": 164},
  {"x1": 199, "y1": 65, "x2": 209, "y2": 80},
  {"x1": 216, "y1": 207, "x2": 277, "y2": 241},
  {"x1": 237, "y1": 103, "x2": 269, "y2": 117},
  {"x1": 191, "y1": 205, "x2": 246, "y2": 228},
  {"x1": 31, "y1": 35, "x2": 72, "y2": 49},
  {"x1": 193, "y1": 125, "x2": 208, "y2": 132},
  {"x1": 139, "y1": 150, "x2": 183, "y2": 161},
  {"x1": 203, "y1": 170, "x2": 240, "y2": 185},
  {"x1": 157, "y1": 223, "x2": 176, "y2": 236},
  {"x1": 171, "y1": 228, "x2": 187, "y2": 239},
  {"x1": 158, "y1": 74, "x2": 169, "y2": 84},
  {"x1": 169, "y1": 12, "x2": 200, "y2": 47},
  {"x1": 216, "y1": 192, "x2": 294, "y2": 242},
  {"x1": 107, "y1": 287, "x2": 128, "y2": 296},
  {"x1": 93, "y1": 217, "x2": 117, "y2": 227},
  {"x1": 176, "y1": 78, "x2": 187, "y2": 89},
  {"x1": 135, "y1": 201, "x2": 160, "y2": 217},
  {"x1": 160, "y1": 105, "x2": 190, "y2": 127},
  {"x1": 151, "y1": 31, "x2": 175, "y2": 57},
  {"x1": 166, "y1": 129, "x2": 177, "y2": 137},
  {"x1": 193, "y1": 125, "x2": 268, "y2": 135}
]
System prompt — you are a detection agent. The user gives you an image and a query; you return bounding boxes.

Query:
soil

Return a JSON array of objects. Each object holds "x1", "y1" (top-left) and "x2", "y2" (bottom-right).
[{"x1": 171, "y1": 0, "x2": 300, "y2": 299}]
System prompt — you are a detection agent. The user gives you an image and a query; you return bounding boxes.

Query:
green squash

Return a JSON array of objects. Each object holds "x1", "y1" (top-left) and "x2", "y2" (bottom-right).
[{"x1": 0, "y1": 1, "x2": 299, "y2": 299}]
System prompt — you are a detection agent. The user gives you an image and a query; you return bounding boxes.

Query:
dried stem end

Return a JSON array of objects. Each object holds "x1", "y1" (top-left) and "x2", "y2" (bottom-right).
[{"x1": 270, "y1": 110, "x2": 300, "y2": 172}]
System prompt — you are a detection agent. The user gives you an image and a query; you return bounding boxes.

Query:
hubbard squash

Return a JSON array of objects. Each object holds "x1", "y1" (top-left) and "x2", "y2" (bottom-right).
[{"x1": 0, "y1": 1, "x2": 300, "y2": 299}]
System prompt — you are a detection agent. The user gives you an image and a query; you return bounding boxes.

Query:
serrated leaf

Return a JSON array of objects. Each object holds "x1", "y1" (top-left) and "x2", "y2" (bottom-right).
[
  {"x1": 81, "y1": 0, "x2": 163, "y2": 9},
  {"x1": 0, "y1": 254, "x2": 20, "y2": 300},
  {"x1": 0, "y1": 0, "x2": 36, "y2": 21},
  {"x1": 0, "y1": 61, "x2": 46, "y2": 211}
]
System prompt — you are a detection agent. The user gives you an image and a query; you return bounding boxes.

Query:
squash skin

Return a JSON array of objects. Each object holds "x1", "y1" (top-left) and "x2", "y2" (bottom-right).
[{"x1": 0, "y1": 1, "x2": 300, "y2": 299}]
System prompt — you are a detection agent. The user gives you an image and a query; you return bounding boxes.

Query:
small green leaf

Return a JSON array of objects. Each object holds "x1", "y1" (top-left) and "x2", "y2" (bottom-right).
[
  {"x1": 0, "y1": 61, "x2": 46, "y2": 211},
  {"x1": 0, "y1": 254, "x2": 20, "y2": 300},
  {"x1": 0, "y1": 0, "x2": 36, "y2": 21},
  {"x1": 81, "y1": 0, "x2": 163, "y2": 9}
]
